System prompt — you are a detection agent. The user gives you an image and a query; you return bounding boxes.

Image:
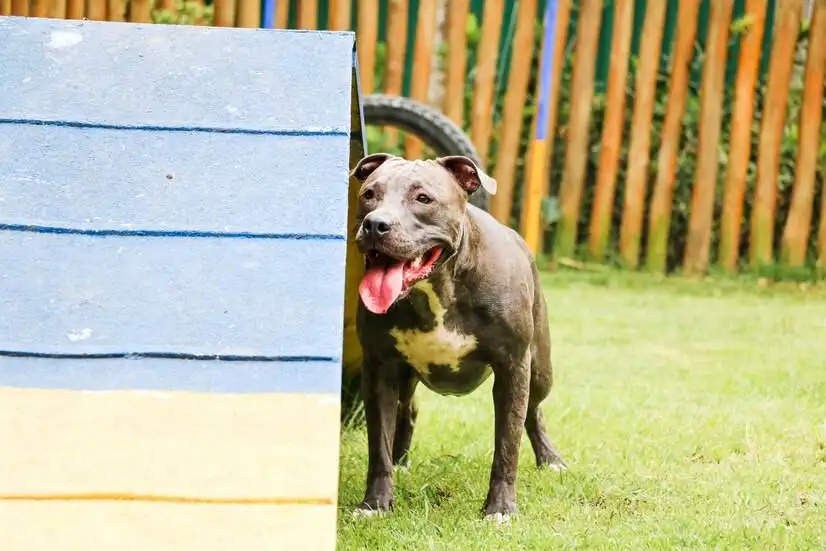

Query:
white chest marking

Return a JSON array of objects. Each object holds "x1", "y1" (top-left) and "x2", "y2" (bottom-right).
[{"x1": 390, "y1": 282, "x2": 477, "y2": 376}]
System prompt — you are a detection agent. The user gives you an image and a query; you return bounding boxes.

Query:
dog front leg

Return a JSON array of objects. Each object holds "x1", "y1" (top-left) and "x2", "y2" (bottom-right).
[
  {"x1": 483, "y1": 352, "x2": 530, "y2": 522},
  {"x1": 357, "y1": 359, "x2": 400, "y2": 515}
]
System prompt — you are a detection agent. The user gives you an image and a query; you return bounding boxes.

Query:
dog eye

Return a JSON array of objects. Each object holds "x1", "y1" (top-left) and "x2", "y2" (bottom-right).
[
  {"x1": 362, "y1": 189, "x2": 375, "y2": 200},
  {"x1": 416, "y1": 194, "x2": 433, "y2": 204}
]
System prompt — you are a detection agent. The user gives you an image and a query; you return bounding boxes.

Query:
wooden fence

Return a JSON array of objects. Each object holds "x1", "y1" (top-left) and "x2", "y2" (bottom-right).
[{"x1": 2, "y1": 0, "x2": 824, "y2": 275}]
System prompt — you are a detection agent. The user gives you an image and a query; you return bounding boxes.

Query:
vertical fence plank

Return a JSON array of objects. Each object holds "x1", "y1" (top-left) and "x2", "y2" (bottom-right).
[
  {"x1": 128, "y1": 0, "x2": 150, "y2": 21},
  {"x1": 645, "y1": 0, "x2": 702, "y2": 273},
  {"x1": 237, "y1": 0, "x2": 260, "y2": 27},
  {"x1": 357, "y1": 0, "x2": 379, "y2": 94},
  {"x1": 159, "y1": 0, "x2": 176, "y2": 18},
  {"x1": 0, "y1": 0, "x2": 10, "y2": 16},
  {"x1": 553, "y1": 0, "x2": 604, "y2": 260},
  {"x1": 213, "y1": 0, "x2": 236, "y2": 26},
  {"x1": 296, "y1": 0, "x2": 318, "y2": 29},
  {"x1": 405, "y1": 0, "x2": 439, "y2": 158},
  {"x1": 819, "y1": 162, "x2": 826, "y2": 268},
  {"x1": 489, "y1": 0, "x2": 539, "y2": 224},
  {"x1": 749, "y1": 0, "x2": 804, "y2": 267},
  {"x1": 10, "y1": 0, "x2": 29, "y2": 16},
  {"x1": 617, "y1": 0, "x2": 668, "y2": 268},
  {"x1": 384, "y1": 0, "x2": 409, "y2": 144},
  {"x1": 31, "y1": 0, "x2": 49, "y2": 17},
  {"x1": 328, "y1": 0, "x2": 351, "y2": 30},
  {"x1": 520, "y1": 0, "x2": 572, "y2": 254},
  {"x1": 66, "y1": 0, "x2": 83, "y2": 18},
  {"x1": 587, "y1": 0, "x2": 634, "y2": 261},
  {"x1": 444, "y1": 0, "x2": 471, "y2": 126},
  {"x1": 718, "y1": 0, "x2": 769, "y2": 272},
  {"x1": 85, "y1": 0, "x2": 106, "y2": 20},
  {"x1": 276, "y1": 0, "x2": 290, "y2": 27},
  {"x1": 780, "y1": 1, "x2": 826, "y2": 267},
  {"x1": 682, "y1": 0, "x2": 735, "y2": 276},
  {"x1": 469, "y1": 0, "x2": 505, "y2": 166},
  {"x1": 52, "y1": 0, "x2": 68, "y2": 18}
]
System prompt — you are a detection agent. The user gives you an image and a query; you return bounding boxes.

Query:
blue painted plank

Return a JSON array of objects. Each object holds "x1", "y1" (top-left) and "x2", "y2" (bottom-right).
[
  {"x1": 0, "y1": 125, "x2": 349, "y2": 237},
  {"x1": 0, "y1": 357, "x2": 340, "y2": 393},
  {"x1": 0, "y1": 17, "x2": 355, "y2": 133},
  {"x1": 0, "y1": 232, "x2": 346, "y2": 358}
]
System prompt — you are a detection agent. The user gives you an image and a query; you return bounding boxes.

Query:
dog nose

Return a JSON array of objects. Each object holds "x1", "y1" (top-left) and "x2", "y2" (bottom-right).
[{"x1": 363, "y1": 214, "x2": 393, "y2": 238}]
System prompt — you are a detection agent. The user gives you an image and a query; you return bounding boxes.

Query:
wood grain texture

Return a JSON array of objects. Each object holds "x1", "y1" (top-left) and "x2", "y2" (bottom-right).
[
  {"x1": 469, "y1": 0, "x2": 505, "y2": 166},
  {"x1": 489, "y1": 0, "x2": 538, "y2": 224},
  {"x1": 682, "y1": 0, "x2": 735, "y2": 276},
  {"x1": 718, "y1": 0, "x2": 769, "y2": 272},
  {"x1": 328, "y1": 0, "x2": 352, "y2": 30},
  {"x1": 357, "y1": 0, "x2": 379, "y2": 94},
  {"x1": 0, "y1": 389, "x2": 340, "y2": 499},
  {"x1": 0, "y1": 501, "x2": 336, "y2": 551},
  {"x1": 519, "y1": 0, "x2": 572, "y2": 254},
  {"x1": 749, "y1": 0, "x2": 804, "y2": 267},
  {"x1": 780, "y1": 1, "x2": 826, "y2": 267},
  {"x1": 444, "y1": 0, "x2": 471, "y2": 125},
  {"x1": 617, "y1": 0, "x2": 667, "y2": 268},
  {"x1": 405, "y1": 0, "x2": 439, "y2": 158},
  {"x1": 645, "y1": 0, "x2": 702, "y2": 273},
  {"x1": 587, "y1": 0, "x2": 634, "y2": 261},
  {"x1": 553, "y1": 0, "x2": 603, "y2": 260}
]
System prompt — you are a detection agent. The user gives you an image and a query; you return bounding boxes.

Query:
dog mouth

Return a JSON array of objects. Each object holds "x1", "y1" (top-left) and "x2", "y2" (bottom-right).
[{"x1": 358, "y1": 246, "x2": 443, "y2": 315}]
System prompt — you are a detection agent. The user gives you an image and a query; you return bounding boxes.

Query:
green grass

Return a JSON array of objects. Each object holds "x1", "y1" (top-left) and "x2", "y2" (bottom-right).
[{"x1": 336, "y1": 271, "x2": 826, "y2": 550}]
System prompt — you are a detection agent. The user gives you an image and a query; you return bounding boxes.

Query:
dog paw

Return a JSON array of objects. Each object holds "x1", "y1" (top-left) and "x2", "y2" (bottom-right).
[
  {"x1": 351, "y1": 507, "x2": 385, "y2": 520},
  {"x1": 484, "y1": 512, "x2": 512, "y2": 525}
]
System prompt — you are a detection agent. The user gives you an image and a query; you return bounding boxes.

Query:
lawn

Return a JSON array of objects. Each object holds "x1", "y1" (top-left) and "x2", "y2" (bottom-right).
[{"x1": 336, "y1": 271, "x2": 826, "y2": 550}]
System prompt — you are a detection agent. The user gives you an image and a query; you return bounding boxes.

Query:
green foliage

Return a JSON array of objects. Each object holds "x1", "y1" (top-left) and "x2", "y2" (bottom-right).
[
  {"x1": 365, "y1": 12, "x2": 824, "y2": 277},
  {"x1": 151, "y1": 0, "x2": 213, "y2": 25}
]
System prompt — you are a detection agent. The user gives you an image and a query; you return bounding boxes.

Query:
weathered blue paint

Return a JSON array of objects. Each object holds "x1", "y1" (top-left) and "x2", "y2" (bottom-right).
[
  {"x1": 0, "y1": 357, "x2": 340, "y2": 394},
  {"x1": 0, "y1": 126, "x2": 349, "y2": 237},
  {"x1": 0, "y1": 17, "x2": 359, "y2": 393},
  {"x1": 0, "y1": 18, "x2": 355, "y2": 133}
]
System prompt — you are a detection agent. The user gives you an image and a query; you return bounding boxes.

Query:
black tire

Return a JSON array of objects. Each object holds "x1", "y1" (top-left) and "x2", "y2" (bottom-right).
[{"x1": 361, "y1": 94, "x2": 490, "y2": 211}]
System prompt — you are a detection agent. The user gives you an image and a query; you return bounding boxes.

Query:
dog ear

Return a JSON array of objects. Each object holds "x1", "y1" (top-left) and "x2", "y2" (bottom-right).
[
  {"x1": 437, "y1": 156, "x2": 497, "y2": 196},
  {"x1": 351, "y1": 153, "x2": 396, "y2": 182}
]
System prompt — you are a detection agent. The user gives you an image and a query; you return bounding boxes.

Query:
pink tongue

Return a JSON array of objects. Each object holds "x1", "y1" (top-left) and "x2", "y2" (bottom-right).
[{"x1": 359, "y1": 261, "x2": 405, "y2": 314}]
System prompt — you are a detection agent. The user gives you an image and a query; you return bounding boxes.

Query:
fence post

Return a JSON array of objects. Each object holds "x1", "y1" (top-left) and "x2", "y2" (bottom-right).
[
  {"x1": 645, "y1": 0, "x2": 702, "y2": 274},
  {"x1": 520, "y1": 0, "x2": 571, "y2": 256},
  {"x1": 357, "y1": 0, "x2": 379, "y2": 94},
  {"x1": 683, "y1": 0, "x2": 735, "y2": 276},
  {"x1": 296, "y1": 0, "x2": 318, "y2": 29},
  {"x1": 718, "y1": 0, "x2": 769, "y2": 273},
  {"x1": 328, "y1": 0, "x2": 352, "y2": 30},
  {"x1": 617, "y1": 0, "x2": 667, "y2": 269},
  {"x1": 129, "y1": 0, "x2": 151, "y2": 22},
  {"x1": 749, "y1": 0, "x2": 804, "y2": 268},
  {"x1": 490, "y1": 0, "x2": 539, "y2": 225},
  {"x1": 780, "y1": 0, "x2": 826, "y2": 267},
  {"x1": 470, "y1": 0, "x2": 505, "y2": 166},
  {"x1": 444, "y1": 0, "x2": 471, "y2": 126},
  {"x1": 553, "y1": 0, "x2": 603, "y2": 260},
  {"x1": 384, "y1": 0, "x2": 410, "y2": 144},
  {"x1": 587, "y1": 0, "x2": 634, "y2": 262},
  {"x1": 406, "y1": 0, "x2": 440, "y2": 158}
]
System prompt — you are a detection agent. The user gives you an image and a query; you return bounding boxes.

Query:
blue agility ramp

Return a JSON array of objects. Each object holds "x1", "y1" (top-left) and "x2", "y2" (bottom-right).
[{"x1": 0, "y1": 16, "x2": 363, "y2": 550}]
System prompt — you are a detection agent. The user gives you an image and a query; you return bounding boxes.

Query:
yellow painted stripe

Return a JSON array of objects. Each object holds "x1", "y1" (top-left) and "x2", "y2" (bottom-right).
[
  {"x1": 522, "y1": 139, "x2": 550, "y2": 254},
  {"x1": 0, "y1": 493, "x2": 333, "y2": 506},
  {"x1": 0, "y1": 388, "x2": 341, "y2": 501},
  {"x1": 0, "y1": 501, "x2": 337, "y2": 551}
]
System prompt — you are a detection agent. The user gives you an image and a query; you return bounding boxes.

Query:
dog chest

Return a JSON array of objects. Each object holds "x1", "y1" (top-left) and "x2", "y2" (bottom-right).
[{"x1": 389, "y1": 282, "x2": 490, "y2": 393}]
